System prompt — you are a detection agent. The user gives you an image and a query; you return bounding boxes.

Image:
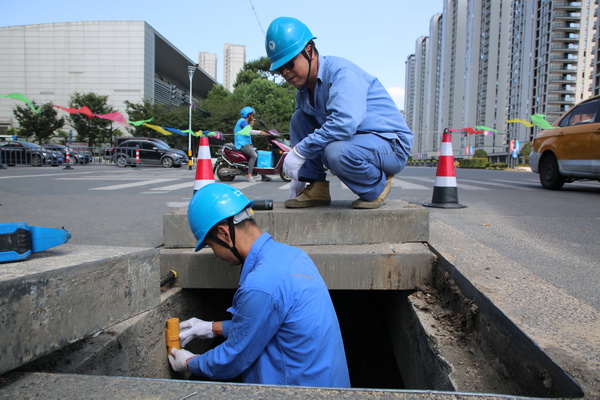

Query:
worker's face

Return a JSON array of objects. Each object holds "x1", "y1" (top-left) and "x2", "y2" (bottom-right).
[{"x1": 277, "y1": 44, "x2": 313, "y2": 89}]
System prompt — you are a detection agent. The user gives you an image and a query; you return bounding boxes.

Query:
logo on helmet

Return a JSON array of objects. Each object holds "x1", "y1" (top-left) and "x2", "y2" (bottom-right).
[{"x1": 268, "y1": 41, "x2": 276, "y2": 51}]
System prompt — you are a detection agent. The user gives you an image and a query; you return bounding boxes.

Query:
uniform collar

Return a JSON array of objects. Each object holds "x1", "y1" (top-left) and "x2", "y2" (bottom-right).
[{"x1": 239, "y1": 232, "x2": 272, "y2": 285}]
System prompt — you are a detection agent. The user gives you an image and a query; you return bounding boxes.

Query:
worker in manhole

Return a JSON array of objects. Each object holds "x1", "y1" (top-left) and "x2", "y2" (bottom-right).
[
  {"x1": 265, "y1": 16, "x2": 413, "y2": 209},
  {"x1": 168, "y1": 183, "x2": 350, "y2": 387}
]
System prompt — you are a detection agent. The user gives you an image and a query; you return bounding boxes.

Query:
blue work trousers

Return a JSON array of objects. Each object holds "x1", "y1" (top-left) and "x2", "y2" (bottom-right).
[{"x1": 291, "y1": 111, "x2": 409, "y2": 201}]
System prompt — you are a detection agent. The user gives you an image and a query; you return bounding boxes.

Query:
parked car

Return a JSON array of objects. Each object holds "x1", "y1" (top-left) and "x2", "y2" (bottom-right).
[
  {"x1": 0, "y1": 141, "x2": 63, "y2": 166},
  {"x1": 114, "y1": 139, "x2": 186, "y2": 168},
  {"x1": 530, "y1": 95, "x2": 600, "y2": 189},
  {"x1": 104, "y1": 137, "x2": 187, "y2": 162},
  {"x1": 42, "y1": 143, "x2": 92, "y2": 165}
]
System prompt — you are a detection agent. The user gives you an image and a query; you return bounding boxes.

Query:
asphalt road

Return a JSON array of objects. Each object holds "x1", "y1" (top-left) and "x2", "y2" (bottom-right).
[{"x1": 1, "y1": 163, "x2": 598, "y2": 311}]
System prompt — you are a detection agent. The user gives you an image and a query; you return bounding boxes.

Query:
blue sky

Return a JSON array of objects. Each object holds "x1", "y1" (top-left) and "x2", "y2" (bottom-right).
[{"x1": 1, "y1": 0, "x2": 443, "y2": 109}]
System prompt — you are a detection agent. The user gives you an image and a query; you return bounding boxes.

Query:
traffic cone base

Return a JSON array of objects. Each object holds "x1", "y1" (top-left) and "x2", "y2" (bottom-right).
[
  {"x1": 423, "y1": 129, "x2": 467, "y2": 209},
  {"x1": 193, "y1": 136, "x2": 215, "y2": 193}
]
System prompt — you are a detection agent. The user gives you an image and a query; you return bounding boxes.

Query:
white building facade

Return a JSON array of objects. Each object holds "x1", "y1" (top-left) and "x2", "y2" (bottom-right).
[
  {"x1": 0, "y1": 21, "x2": 217, "y2": 135},
  {"x1": 223, "y1": 43, "x2": 246, "y2": 92}
]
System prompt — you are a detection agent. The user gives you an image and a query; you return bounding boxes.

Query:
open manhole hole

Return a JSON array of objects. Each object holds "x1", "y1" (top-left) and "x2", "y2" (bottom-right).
[{"x1": 17, "y1": 264, "x2": 583, "y2": 398}]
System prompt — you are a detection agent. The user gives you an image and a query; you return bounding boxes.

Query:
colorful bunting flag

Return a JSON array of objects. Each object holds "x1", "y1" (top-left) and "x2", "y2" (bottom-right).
[
  {"x1": 530, "y1": 114, "x2": 557, "y2": 130},
  {"x1": 53, "y1": 105, "x2": 95, "y2": 120},
  {"x1": 94, "y1": 112, "x2": 128, "y2": 125},
  {"x1": 163, "y1": 127, "x2": 187, "y2": 136},
  {"x1": 142, "y1": 123, "x2": 172, "y2": 135},
  {"x1": 506, "y1": 119, "x2": 534, "y2": 128},
  {"x1": 475, "y1": 126, "x2": 497, "y2": 134},
  {"x1": 0, "y1": 93, "x2": 39, "y2": 113},
  {"x1": 128, "y1": 118, "x2": 154, "y2": 126}
]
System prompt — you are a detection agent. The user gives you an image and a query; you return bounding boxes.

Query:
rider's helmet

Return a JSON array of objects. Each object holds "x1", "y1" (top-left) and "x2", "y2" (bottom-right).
[
  {"x1": 188, "y1": 183, "x2": 254, "y2": 251},
  {"x1": 265, "y1": 17, "x2": 316, "y2": 71},
  {"x1": 240, "y1": 107, "x2": 255, "y2": 118}
]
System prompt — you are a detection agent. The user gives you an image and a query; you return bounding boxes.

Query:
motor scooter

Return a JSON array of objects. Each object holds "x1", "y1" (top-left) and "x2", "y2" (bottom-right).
[{"x1": 213, "y1": 129, "x2": 292, "y2": 182}]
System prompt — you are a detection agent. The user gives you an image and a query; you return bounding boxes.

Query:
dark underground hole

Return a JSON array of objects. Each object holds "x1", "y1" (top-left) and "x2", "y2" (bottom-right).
[{"x1": 16, "y1": 283, "x2": 584, "y2": 398}]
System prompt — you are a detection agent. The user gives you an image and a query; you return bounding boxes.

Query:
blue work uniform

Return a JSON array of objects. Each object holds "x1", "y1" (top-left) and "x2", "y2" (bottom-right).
[
  {"x1": 187, "y1": 232, "x2": 350, "y2": 388},
  {"x1": 292, "y1": 55, "x2": 414, "y2": 201},
  {"x1": 234, "y1": 118, "x2": 252, "y2": 149}
]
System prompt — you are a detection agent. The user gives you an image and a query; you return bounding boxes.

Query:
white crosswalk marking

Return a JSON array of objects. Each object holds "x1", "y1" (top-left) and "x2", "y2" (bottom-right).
[
  {"x1": 391, "y1": 178, "x2": 430, "y2": 190},
  {"x1": 151, "y1": 182, "x2": 194, "y2": 191},
  {"x1": 90, "y1": 179, "x2": 172, "y2": 190},
  {"x1": 409, "y1": 177, "x2": 489, "y2": 190}
]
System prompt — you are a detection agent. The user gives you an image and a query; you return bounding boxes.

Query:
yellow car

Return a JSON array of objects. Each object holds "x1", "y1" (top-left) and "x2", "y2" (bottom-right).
[{"x1": 530, "y1": 96, "x2": 600, "y2": 189}]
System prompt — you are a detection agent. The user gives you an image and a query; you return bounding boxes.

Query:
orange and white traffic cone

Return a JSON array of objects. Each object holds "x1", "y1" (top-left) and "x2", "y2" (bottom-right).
[
  {"x1": 193, "y1": 136, "x2": 215, "y2": 194},
  {"x1": 424, "y1": 129, "x2": 467, "y2": 209}
]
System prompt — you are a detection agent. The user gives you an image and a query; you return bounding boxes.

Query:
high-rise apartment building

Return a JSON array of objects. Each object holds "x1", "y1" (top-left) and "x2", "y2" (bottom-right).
[
  {"x1": 198, "y1": 52, "x2": 217, "y2": 82},
  {"x1": 405, "y1": 0, "x2": 598, "y2": 163},
  {"x1": 404, "y1": 55, "x2": 416, "y2": 131},
  {"x1": 223, "y1": 43, "x2": 246, "y2": 92}
]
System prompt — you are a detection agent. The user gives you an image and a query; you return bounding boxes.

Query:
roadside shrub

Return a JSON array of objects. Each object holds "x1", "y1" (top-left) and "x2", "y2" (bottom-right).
[
  {"x1": 488, "y1": 163, "x2": 507, "y2": 169},
  {"x1": 459, "y1": 158, "x2": 489, "y2": 169}
]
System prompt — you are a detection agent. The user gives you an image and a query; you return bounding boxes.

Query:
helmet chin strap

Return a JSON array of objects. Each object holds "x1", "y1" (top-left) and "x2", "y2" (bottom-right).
[
  {"x1": 207, "y1": 217, "x2": 244, "y2": 265},
  {"x1": 299, "y1": 45, "x2": 314, "y2": 93}
]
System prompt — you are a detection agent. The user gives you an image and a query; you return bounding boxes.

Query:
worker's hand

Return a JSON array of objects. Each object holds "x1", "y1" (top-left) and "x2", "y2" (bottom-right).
[
  {"x1": 168, "y1": 347, "x2": 196, "y2": 372},
  {"x1": 261, "y1": 130, "x2": 269, "y2": 136},
  {"x1": 289, "y1": 179, "x2": 306, "y2": 199},
  {"x1": 180, "y1": 317, "x2": 215, "y2": 347},
  {"x1": 283, "y1": 147, "x2": 306, "y2": 181}
]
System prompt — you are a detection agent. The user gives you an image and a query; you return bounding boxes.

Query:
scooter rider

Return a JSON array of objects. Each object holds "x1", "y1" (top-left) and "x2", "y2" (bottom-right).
[
  {"x1": 168, "y1": 183, "x2": 350, "y2": 387},
  {"x1": 265, "y1": 17, "x2": 413, "y2": 209},
  {"x1": 234, "y1": 107, "x2": 271, "y2": 182}
]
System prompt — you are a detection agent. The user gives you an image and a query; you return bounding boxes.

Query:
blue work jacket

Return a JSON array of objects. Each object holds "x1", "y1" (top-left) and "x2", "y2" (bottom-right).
[
  {"x1": 188, "y1": 232, "x2": 350, "y2": 388},
  {"x1": 295, "y1": 55, "x2": 413, "y2": 157}
]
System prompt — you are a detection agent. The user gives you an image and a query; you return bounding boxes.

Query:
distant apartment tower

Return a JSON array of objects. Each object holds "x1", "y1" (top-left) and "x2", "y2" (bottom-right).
[
  {"x1": 405, "y1": 0, "x2": 598, "y2": 163},
  {"x1": 223, "y1": 43, "x2": 246, "y2": 92},
  {"x1": 412, "y1": 36, "x2": 430, "y2": 157},
  {"x1": 424, "y1": 13, "x2": 443, "y2": 157},
  {"x1": 404, "y1": 55, "x2": 416, "y2": 132},
  {"x1": 198, "y1": 52, "x2": 217, "y2": 82},
  {"x1": 508, "y1": 0, "x2": 597, "y2": 147}
]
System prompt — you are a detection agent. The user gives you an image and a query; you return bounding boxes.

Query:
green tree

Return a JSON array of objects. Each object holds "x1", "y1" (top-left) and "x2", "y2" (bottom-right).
[
  {"x1": 473, "y1": 149, "x2": 488, "y2": 159},
  {"x1": 520, "y1": 142, "x2": 532, "y2": 161},
  {"x1": 68, "y1": 92, "x2": 116, "y2": 147},
  {"x1": 13, "y1": 102, "x2": 65, "y2": 144},
  {"x1": 124, "y1": 99, "x2": 208, "y2": 151},
  {"x1": 234, "y1": 57, "x2": 275, "y2": 88},
  {"x1": 234, "y1": 78, "x2": 295, "y2": 133}
]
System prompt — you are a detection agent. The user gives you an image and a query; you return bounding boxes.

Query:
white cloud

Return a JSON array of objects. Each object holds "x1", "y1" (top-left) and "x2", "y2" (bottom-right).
[{"x1": 386, "y1": 87, "x2": 405, "y2": 110}]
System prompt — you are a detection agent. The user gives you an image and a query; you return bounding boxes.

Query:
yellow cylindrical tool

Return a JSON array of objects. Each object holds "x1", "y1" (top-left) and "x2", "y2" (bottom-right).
[{"x1": 165, "y1": 317, "x2": 181, "y2": 355}]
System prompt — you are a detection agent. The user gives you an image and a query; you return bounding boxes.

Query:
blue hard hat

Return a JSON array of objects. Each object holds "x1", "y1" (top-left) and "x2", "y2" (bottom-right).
[
  {"x1": 265, "y1": 17, "x2": 316, "y2": 71},
  {"x1": 240, "y1": 107, "x2": 255, "y2": 118},
  {"x1": 188, "y1": 183, "x2": 254, "y2": 251}
]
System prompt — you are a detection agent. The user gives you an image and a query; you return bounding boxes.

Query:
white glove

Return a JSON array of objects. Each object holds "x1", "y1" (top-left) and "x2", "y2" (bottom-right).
[
  {"x1": 168, "y1": 347, "x2": 196, "y2": 372},
  {"x1": 283, "y1": 147, "x2": 306, "y2": 181},
  {"x1": 289, "y1": 179, "x2": 306, "y2": 199},
  {"x1": 180, "y1": 317, "x2": 215, "y2": 347}
]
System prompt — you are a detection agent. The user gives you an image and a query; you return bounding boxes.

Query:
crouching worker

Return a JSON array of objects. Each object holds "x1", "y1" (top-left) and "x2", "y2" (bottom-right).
[{"x1": 168, "y1": 183, "x2": 350, "y2": 387}]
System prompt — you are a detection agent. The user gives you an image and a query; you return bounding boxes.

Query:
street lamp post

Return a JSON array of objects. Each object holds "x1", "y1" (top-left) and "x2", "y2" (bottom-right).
[{"x1": 188, "y1": 65, "x2": 197, "y2": 170}]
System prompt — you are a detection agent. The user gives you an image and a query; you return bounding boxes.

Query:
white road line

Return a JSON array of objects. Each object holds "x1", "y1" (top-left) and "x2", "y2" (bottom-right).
[
  {"x1": 409, "y1": 177, "x2": 489, "y2": 190},
  {"x1": 462, "y1": 179, "x2": 534, "y2": 190},
  {"x1": 58, "y1": 176, "x2": 164, "y2": 181},
  {"x1": 391, "y1": 178, "x2": 430, "y2": 190},
  {"x1": 90, "y1": 179, "x2": 172, "y2": 190},
  {"x1": 0, "y1": 171, "x2": 96, "y2": 179},
  {"x1": 150, "y1": 181, "x2": 194, "y2": 191}
]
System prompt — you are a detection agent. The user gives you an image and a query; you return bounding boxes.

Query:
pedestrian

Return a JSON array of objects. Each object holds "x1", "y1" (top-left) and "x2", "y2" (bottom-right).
[
  {"x1": 265, "y1": 17, "x2": 414, "y2": 209},
  {"x1": 234, "y1": 106, "x2": 272, "y2": 182},
  {"x1": 168, "y1": 183, "x2": 350, "y2": 388}
]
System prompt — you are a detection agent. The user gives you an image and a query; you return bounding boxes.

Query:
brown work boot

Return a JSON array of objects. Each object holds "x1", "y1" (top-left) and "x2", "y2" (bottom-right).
[
  {"x1": 285, "y1": 181, "x2": 331, "y2": 208},
  {"x1": 352, "y1": 175, "x2": 394, "y2": 209}
]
